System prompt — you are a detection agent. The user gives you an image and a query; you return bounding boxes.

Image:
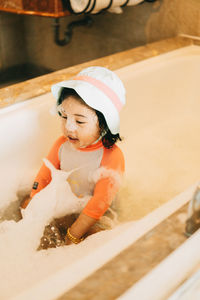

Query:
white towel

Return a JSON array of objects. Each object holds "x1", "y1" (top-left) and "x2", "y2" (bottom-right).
[{"x1": 69, "y1": 0, "x2": 144, "y2": 14}]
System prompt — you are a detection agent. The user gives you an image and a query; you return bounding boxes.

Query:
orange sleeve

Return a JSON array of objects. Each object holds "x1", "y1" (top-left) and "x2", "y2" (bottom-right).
[
  {"x1": 30, "y1": 136, "x2": 67, "y2": 199},
  {"x1": 82, "y1": 145, "x2": 125, "y2": 219}
]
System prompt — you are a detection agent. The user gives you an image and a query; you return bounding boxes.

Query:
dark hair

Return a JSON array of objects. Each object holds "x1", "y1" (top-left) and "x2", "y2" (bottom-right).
[
  {"x1": 57, "y1": 88, "x2": 80, "y2": 106},
  {"x1": 57, "y1": 88, "x2": 122, "y2": 149}
]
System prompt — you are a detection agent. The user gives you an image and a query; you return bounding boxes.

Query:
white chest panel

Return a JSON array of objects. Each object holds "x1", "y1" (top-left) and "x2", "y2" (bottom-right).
[{"x1": 59, "y1": 141, "x2": 103, "y2": 197}]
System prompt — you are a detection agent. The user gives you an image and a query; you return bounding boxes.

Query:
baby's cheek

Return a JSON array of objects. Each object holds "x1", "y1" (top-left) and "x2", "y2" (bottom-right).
[
  {"x1": 61, "y1": 120, "x2": 67, "y2": 134},
  {"x1": 61, "y1": 121, "x2": 65, "y2": 131},
  {"x1": 82, "y1": 128, "x2": 94, "y2": 140}
]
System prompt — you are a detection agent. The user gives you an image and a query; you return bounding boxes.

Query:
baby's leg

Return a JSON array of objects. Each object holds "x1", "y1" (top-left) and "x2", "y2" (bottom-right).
[{"x1": 20, "y1": 195, "x2": 31, "y2": 209}]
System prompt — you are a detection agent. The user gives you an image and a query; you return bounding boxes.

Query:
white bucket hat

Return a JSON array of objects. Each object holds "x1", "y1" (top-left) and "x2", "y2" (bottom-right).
[{"x1": 51, "y1": 66, "x2": 126, "y2": 135}]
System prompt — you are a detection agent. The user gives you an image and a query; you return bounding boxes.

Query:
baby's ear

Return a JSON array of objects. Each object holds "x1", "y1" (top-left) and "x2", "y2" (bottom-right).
[{"x1": 42, "y1": 158, "x2": 56, "y2": 173}]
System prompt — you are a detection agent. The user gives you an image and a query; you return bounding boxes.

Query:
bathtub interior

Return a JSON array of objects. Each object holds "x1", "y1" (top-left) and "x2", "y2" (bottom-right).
[
  {"x1": 0, "y1": 96, "x2": 61, "y2": 218},
  {"x1": 0, "y1": 44, "x2": 200, "y2": 300},
  {"x1": 116, "y1": 44, "x2": 200, "y2": 220}
]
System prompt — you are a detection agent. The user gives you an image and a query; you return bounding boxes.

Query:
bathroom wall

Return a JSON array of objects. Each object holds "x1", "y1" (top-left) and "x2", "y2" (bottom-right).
[
  {"x1": 0, "y1": 0, "x2": 200, "y2": 85},
  {"x1": 0, "y1": 12, "x2": 26, "y2": 77},
  {"x1": 146, "y1": 0, "x2": 200, "y2": 42},
  {"x1": 0, "y1": 13, "x2": 26, "y2": 69}
]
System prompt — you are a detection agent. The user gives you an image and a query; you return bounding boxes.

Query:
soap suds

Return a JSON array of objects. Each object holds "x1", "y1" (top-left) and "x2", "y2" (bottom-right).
[{"x1": 0, "y1": 159, "x2": 121, "y2": 299}]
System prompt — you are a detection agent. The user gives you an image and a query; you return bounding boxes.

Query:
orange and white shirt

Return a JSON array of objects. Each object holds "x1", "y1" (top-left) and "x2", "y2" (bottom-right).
[{"x1": 29, "y1": 136, "x2": 125, "y2": 219}]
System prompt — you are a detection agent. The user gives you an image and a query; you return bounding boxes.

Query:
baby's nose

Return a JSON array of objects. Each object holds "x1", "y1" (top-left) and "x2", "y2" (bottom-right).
[{"x1": 65, "y1": 119, "x2": 77, "y2": 132}]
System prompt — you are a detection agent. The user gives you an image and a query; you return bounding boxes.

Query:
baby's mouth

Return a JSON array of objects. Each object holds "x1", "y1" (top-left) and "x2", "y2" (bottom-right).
[{"x1": 68, "y1": 135, "x2": 79, "y2": 142}]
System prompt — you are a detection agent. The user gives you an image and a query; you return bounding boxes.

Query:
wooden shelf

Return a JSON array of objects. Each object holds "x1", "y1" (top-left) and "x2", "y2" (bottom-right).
[{"x1": 0, "y1": 0, "x2": 71, "y2": 17}]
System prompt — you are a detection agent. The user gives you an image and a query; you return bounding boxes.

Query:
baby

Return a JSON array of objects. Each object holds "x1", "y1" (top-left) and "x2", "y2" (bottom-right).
[{"x1": 22, "y1": 66, "x2": 126, "y2": 247}]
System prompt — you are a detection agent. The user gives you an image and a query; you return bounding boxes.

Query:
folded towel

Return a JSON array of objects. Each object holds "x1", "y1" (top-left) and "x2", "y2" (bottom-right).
[{"x1": 69, "y1": 0, "x2": 144, "y2": 14}]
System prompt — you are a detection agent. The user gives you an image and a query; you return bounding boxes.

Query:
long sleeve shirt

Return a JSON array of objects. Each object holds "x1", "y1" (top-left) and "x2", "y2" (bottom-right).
[{"x1": 29, "y1": 136, "x2": 125, "y2": 219}]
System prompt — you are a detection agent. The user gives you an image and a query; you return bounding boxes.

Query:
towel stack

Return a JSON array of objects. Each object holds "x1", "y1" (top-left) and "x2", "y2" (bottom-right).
[{"x1": 69, "y1": 0, "x2": 145, "y2": 14}]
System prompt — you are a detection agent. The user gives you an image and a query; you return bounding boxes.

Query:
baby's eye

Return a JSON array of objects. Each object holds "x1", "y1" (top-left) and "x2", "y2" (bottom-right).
[
  {"x1": 58, "y1": 111, "x2": 67, "y2": 119},
  {"x1": 76, "y1": 120, "x2": 85, "y2": 124}
]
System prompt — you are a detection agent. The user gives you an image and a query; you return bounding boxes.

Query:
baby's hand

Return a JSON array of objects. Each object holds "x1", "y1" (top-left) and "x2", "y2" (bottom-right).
[
  {"x1": 65, "y1": 227, "x2": 84, "y2": 245},
  {"x1": 20, "y1": 196, "x2": 31, "y2": 209},
  {"x1": 65, "y1": 235, "x2": 73, "y2": 245}
]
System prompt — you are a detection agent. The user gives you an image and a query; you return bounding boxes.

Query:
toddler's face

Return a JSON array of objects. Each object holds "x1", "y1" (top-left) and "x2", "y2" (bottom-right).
[{"x1": 58, "y1": 96, "x2": 100, "y2": 149}]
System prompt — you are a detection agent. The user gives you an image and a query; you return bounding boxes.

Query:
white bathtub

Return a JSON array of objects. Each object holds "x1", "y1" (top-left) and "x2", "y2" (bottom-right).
[{"x1": 0, "y1": 45, "x2": 200, "y2": 300}]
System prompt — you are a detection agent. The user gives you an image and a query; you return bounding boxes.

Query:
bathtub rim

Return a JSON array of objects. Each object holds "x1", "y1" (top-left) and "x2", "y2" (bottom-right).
[
  {"x1": 115, "y1": 44, "x2": 200, "y2": 78},
  {"x1": 118, "y1": 225, "x2": 200, "y2": 300}
]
